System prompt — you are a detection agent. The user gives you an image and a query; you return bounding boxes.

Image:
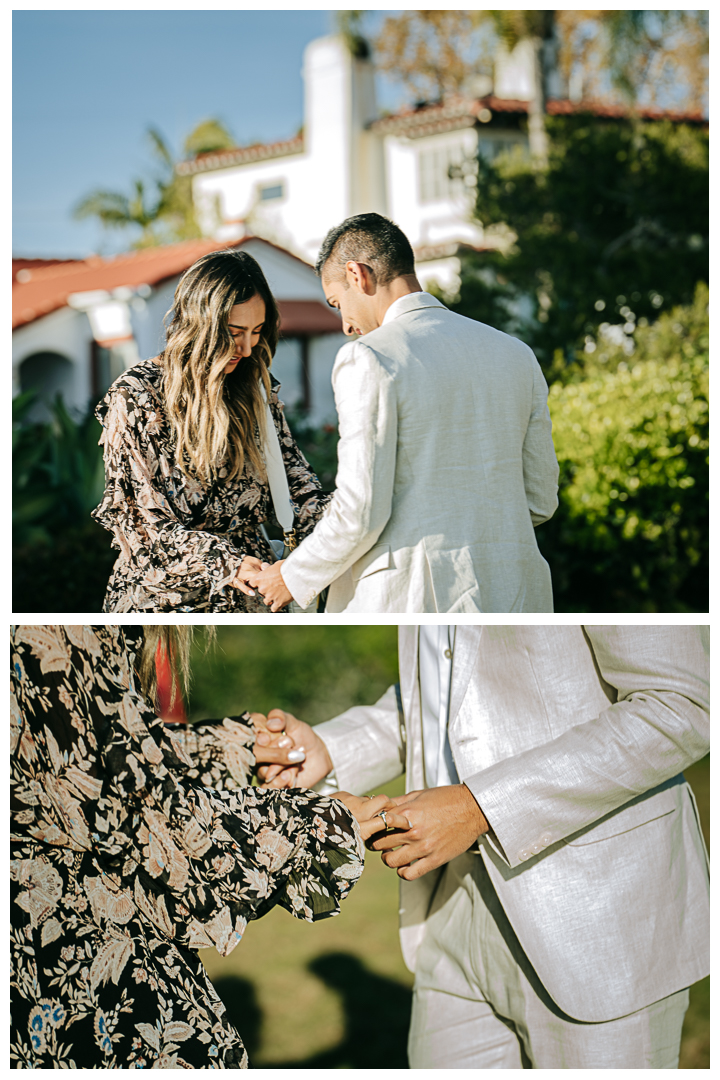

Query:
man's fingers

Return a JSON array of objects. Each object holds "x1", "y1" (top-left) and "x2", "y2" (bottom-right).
[
  {"x1": 397, "y1": 857, "x2": 435, "y2": 881},
  {"x1": 266, "y1": 713, "x2": 289, "y2": 731},
  {"x1": 391, "y1": 790, "x2": 423, "y2": 808},
  {"x1": 370, "y1": 827, "x2": 415, "y2": 852}
]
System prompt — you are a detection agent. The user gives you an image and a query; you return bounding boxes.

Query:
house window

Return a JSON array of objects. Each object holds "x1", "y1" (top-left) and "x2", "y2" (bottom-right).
[
  {"x1": 418, "y1": 144, "x2": 465, "y2": 202},
  {"x1": 477, "y1": 136, "x2": 526, "y2": 163},
  {"x1": 259, "y1": 182, "x2": 284, "y2": 201}
]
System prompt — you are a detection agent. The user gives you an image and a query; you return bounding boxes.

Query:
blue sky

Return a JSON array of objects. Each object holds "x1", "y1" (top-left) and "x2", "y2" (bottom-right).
[{"x1": 13, "y1": 10, "x2": 401, "y2": 257}]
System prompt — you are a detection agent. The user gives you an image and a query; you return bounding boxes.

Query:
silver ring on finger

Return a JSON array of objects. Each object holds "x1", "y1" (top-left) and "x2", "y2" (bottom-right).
[{"x1": 379, "y1": 810, "x2": 388, "y2": 830}]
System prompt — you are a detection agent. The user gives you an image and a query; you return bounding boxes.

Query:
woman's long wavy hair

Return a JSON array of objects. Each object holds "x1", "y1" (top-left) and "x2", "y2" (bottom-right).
[
  {"x1": 138, "y1": 627, "x2": 216, "y2": 708},
  {"x1": 161, "y1": 249, "x2": 280, "y2": 482}
]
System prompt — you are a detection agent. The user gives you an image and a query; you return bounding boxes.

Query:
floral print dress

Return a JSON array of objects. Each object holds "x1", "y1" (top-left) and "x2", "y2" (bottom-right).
[
  {"x1": 10, "y1": 625, "x2": 364, "y2": 1069},
  {"x1": 93, "y1": 360, "x2": 332, "y2": 612}
]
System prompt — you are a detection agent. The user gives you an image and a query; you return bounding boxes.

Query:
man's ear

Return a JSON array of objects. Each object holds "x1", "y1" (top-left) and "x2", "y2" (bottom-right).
[{"x1": 345, "y1": 260, "x2": 375, "y2": 295}]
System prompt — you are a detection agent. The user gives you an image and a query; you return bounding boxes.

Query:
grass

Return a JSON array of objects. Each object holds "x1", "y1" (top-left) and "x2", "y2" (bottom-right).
[{"x1": 187, "y1": 630, "x2": 709, "y2": 1068}]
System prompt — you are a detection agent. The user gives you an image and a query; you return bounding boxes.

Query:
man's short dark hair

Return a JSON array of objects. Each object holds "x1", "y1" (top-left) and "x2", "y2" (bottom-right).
[{"x1": 315, "y1": 213, "x2": 415, "y2": 287}]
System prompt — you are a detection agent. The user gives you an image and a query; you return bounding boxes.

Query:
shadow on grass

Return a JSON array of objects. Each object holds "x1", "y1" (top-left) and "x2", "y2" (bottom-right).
[
  {"x1": 214, "y1": 953, "x2": 412, "y2": 1068},
  {"x1": 210, "y1": 975, "x2": 263, "y2": 1061}
]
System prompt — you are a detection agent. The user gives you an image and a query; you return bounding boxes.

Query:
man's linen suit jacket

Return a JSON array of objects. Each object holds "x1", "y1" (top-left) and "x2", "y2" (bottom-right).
[
  {"x1": 315, "y1": 625, "x2": 710, "y2": 1023},
  {"x1": 281, "y1": 293, "x2": 559, "y2": 613}
]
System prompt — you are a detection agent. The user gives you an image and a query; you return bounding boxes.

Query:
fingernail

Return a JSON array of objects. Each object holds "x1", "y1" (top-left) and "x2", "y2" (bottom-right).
[
  {"x1": 288, "y1": 750, "x2": 305, "y2": 762},
  {"x1": 277, "y1": 737, "x2": 292, "y2": 748}
]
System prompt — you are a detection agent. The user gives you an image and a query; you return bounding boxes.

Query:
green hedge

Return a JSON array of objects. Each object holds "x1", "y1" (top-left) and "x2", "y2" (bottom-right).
[{"x1": 538, "y1": 285, "x2": 708, "y2": 611}]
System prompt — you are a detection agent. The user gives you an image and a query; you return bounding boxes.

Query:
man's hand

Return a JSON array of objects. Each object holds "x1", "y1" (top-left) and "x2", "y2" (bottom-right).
[
  {"x1": 253, "y1": 709, "x2": 333, "y2": 789},
  {"x1": 369, "y1": 784, "x2": 489, "y2": 881},
  {"x1": 247, "y1": 560, "x2": 293, "y2": 612}
]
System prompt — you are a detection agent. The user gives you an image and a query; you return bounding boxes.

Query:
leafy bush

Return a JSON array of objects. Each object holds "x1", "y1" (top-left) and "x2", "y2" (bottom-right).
[
  {"x1": 13, "y1": 394, "x2": 115, "y2": 612},
  {"x1": 538, "y1": 285, "x2": 708, "y2": 611},
  {"x1": 286, "y1": 410, "x2": 340, "y2": 492}
]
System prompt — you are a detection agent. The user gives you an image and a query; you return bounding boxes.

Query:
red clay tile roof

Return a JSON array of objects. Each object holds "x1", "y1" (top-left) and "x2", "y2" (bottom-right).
[
  {"x1": 177, "y1": 135, "x2": 305, "y2": 176},
  {"x1": 13, "y1": 257, "x2": 84, "y2": 284},
  {"x1": 369, "y1": 95, "x2": 707, "y2": 138},
  {"x1": 13, "y1": 239, "x2": 235, "y2": 328},
  {"x1": 180, "y1": 97, "x2": 706, "y2": 176},
  {"x1": 12, "y1": 237, "x2": 340, "y2": 338}
]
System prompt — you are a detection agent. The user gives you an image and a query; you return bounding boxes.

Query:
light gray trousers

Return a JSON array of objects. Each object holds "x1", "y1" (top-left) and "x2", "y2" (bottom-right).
[{"x1": 408, "y1": 852, "x2": 689, "y2": 1069}]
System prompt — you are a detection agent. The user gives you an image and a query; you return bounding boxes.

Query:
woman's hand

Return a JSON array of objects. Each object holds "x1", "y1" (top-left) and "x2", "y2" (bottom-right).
[
  {"x1": 231, "y1": 556, "x2": 268, "y2": 597},
  {"x1": 332, "y1": 792, "x2": 411, "y2": 844},
  {"x1": 247, "y1": 560, "x2": 293, "y2": 612},
  {"x1": 253, "y1": 709, "x2": 332, "y2": 789}
]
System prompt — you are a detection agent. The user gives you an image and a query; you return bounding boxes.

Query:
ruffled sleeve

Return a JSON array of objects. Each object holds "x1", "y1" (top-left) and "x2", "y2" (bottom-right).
[
  {"x1": 93, "y1": 382, "x2": 247, "y2": 609},
  {"x1": 11, "y1": 626, "x2": 364, "y2": 958},
  {"x1": 270, "y1": 383, "x2": 333, "y2": 542}
]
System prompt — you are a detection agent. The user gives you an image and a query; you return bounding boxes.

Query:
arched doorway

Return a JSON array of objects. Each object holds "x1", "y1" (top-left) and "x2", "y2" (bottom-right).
[{"x1": 18, "y1": 351, "x2": 74, "y2": 422}]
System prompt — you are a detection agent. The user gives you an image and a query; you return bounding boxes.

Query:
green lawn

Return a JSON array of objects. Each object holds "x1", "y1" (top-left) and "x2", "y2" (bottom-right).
[{"x1": 188, "y1": 629, "x2": 709, "y2": 1068}]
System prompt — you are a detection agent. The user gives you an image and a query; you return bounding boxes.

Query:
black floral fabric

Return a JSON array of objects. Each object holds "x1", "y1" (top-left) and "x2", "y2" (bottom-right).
[
  {"x1": 93, "y1": 360, "x2": 331, "y2": 612},
  {"x1": 10, "y1": 625, "x2": 363, "y2": 1068}
]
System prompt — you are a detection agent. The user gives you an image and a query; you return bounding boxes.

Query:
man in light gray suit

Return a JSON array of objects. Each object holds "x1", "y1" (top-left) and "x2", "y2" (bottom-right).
[
  {"x1": 254, "y1": 625, "x2": 710, "y2": 1068},
  {"x1": 250, "y1": 213, "x2": 558, "y2": 613}
]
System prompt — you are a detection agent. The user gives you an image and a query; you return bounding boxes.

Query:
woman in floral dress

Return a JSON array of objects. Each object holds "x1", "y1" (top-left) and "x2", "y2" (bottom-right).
[
  {"x1": 10, "y1": 625, "x2": 404, "y2": 1068},
  {"x1": 93, "y1": 250, "x2": 331, "y2": 612}
]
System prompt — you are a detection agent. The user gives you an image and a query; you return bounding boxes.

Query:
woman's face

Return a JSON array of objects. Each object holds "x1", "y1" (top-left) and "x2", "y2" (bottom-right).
[{"x1": 224, "y1": 294, "x2": 266, "y2": 374}]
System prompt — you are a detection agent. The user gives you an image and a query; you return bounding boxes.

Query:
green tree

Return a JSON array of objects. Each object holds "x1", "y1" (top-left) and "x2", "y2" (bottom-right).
[
  {"x1": 538, "y1": 285, "x2": 708, "y2": 612},
  {"x1": 447, "y1": 116, "x2": 708, "y2": 373},
  {"x1": 370, "y1": 10, "x2": 708, "y2": 116},
  {"x1": 74, "y1": 119, "x2": 235, "y2": 248}
]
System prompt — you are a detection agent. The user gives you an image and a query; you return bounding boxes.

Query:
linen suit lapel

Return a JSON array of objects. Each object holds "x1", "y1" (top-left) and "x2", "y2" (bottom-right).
[
  {"x1": 398, "y1": 626, "x2": 423, "y2": 790},
  {"x1": 448, "y1": 626, "x2": 484, "y2": 731}
]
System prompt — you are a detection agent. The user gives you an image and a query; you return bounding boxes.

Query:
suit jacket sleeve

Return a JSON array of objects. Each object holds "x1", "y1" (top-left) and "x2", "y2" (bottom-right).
[
  {"x1": 280, "y1": 340, "x2": 397, "y2": 609},
  {"x1": 466, "y1": 625, "x2": 709, "y2": 869},
  {"x1": 314, "y1": 684, "x2": 406, "y2": 795},
  {"x1": 521, "y1": 350, "x2": 559, "y2": 526}
]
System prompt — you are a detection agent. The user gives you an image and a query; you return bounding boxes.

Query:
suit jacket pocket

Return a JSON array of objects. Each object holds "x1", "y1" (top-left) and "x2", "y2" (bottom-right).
[
  {"x1": 352, "y1": 543, "x2": 393, "y2": 582},
  {"x1": 564, "y1": 774, "x2": 683, "y2": 846}
]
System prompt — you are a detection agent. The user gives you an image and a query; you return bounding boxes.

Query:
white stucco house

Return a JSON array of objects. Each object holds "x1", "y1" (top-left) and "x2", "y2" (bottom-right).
[
  {"x1": 179, "y1": 36, "x2": 554, "y2": 296},
  {"x1": 14, "y1": 33, "x2": 703, "y2": 430},
  {"x1": 180, "y1": 34, "x2": 704, "y2": 300},
  {"x1": 12, "y1": 237, "x2": 344, "y2": 425}
]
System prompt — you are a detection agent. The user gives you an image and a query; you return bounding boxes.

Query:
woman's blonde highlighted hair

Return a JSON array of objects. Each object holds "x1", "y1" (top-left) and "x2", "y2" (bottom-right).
[
  {"x1": 161, "y1": 249, "x2": 281, "y2": 483},
  {"x1": 138, "y1": 627, "x2": 216, "y2": 707}
]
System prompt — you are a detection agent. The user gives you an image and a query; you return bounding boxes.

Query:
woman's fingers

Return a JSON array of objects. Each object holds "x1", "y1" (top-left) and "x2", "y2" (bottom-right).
[
  {"x1": 255, "y1": 743, "x2": 306, "y2": 766},
  {"x1": 354, "y1": 792, "x2": 392, "y2": 818},
  {"x1": 241, "y1": 556, "x2": 264, "y2": 572},
  {"x1": 365, "y1": 810, "x2": 410, "y2": 836},
  {"x1": 257, "y1": 764, "x2": 299, "y2": 788},
  {"x1": 359, "y1": 810, "x2": 410, "y2": 843}
]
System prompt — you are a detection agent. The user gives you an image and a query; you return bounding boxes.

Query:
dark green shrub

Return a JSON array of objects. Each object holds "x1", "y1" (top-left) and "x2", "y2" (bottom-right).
[
  {"x1": 538, "y1": 285, "x2": 708, "y2": 611},
  {"x1": 13, "y1": 394, "x2": 114, "y2": 613}
]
